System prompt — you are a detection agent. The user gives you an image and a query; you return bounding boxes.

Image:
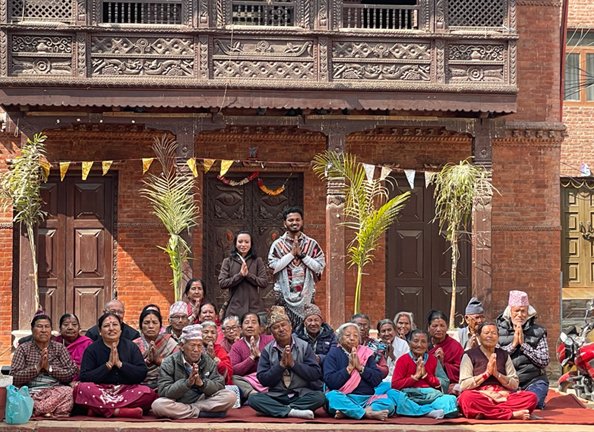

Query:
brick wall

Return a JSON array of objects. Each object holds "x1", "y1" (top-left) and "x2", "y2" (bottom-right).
[
  {"x1": 567, "y1": 0, "x2": 594, "y2": 27},
  {"x1": 491, "y1": 140, "x2": 562, "y2": 345},
  {"x1": 511, "y1": 3, "x2": 561, "y2": 122}
]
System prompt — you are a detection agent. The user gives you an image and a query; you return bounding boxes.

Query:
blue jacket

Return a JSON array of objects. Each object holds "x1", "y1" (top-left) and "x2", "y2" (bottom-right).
[
  {"x1": 323, "y1": 345, "x2": 383, "y2": 395},
  {"x1": 257, "y1": 335, "x2": 323, "y2": 398},
  {"x1": 293, "y1": 322, "x2": 337, "y2": 364}
]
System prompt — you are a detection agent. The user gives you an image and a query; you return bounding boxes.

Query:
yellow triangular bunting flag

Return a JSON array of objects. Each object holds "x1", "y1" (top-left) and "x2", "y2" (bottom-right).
[
  {"x1": 82, "y1": 161, "x2": 93, "y2": 180},
  {"x1": 220, "y1": 160, "x2": 233, "y2": 176},
  {"x1": 186, "y1": 158, "x2": 198, "y2": 178},
  {"x1": 39, "y1": 158, "x2": 51, "y2": 179},
  {"x1": 203, "y1": 159, "x2": 215, "y2": 173},
  {"x1": 142, "y1": 158, "x2": 154, "y2": 175},
  {"x1": 102, "y1": 160, "x2": 113, "y2": 176},
  {"x1": 59, "y1": 162, "x2": 70, "y2": 181}
]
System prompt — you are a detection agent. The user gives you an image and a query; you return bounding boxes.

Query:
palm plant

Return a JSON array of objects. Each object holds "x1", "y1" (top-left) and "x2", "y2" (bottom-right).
[
  {"x1": 0, "y1": 133, "x2": 49, "y2": 312},
  {"x1": 140, "y1": 135, "x2": 197, "y2": 301},
  {"x1": 430, "y1": 159, "x2": 494, "y2": 329},
  {"x1": 313, "y1": 150, "x2": 410, "y2": 314}
]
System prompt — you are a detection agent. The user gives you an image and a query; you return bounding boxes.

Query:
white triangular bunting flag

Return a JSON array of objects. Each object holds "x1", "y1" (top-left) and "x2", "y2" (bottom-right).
[
  {"x1": 363, "y1": 163, "x2": 375, "y2": 183},
  {"x1": 424, "y1": 171, "x2": 436, "y2": 188},
  {"x1": 380, "y1": 166, "x2": 392, "y2": 181},
  {"x1": 404, "y1": 169, "x2": 416, "y2": 189}
]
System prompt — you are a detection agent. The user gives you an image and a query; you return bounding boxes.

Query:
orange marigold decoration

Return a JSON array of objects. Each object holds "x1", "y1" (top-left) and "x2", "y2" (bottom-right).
[{"x1": 257, "y1": 178, "x2": 286, "y2": 196}]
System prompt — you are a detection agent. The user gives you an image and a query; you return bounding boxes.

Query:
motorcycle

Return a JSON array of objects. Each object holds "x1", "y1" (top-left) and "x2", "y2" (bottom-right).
[{"x1": 557, "y1": 300, "x2": 594, "y2": 398}]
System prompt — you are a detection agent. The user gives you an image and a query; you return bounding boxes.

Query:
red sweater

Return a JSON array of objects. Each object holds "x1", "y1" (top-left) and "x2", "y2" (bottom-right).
[
  {"x1": 214, "y1": 343, "x2": 233, "y2": 385},
  {"x1": 391, "y1": 353, "x2": 441, "y2": 390}
]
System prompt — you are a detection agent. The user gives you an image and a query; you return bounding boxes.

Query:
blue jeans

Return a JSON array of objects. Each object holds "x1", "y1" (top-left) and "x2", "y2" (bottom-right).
[{"x1": 524, "y1": 377, "x2": 549, "y2": 409}]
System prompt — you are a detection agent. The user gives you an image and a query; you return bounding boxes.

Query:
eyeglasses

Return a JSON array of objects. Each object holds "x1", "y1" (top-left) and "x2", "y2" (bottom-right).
[
  {"x1": 223, "y1": 325, "x2": 239, "y2": 331},
  {"x1": 170, "y1": 315, "x2": 188, "y2": 321}
]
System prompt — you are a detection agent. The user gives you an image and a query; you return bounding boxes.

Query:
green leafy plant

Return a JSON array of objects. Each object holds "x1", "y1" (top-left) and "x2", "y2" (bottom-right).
[
  {"x1": 430, "y1": 159, "x2": 495, "y2": 329},
  {"x1": 313, "y1": 150, "x2": 410, "y2": 314},
  {"x1": 0, "y1": 133, "x2": 49, "y2": 312},
  {"x1": 140, "y1": 135, "x2": 197, "y2": 301}
]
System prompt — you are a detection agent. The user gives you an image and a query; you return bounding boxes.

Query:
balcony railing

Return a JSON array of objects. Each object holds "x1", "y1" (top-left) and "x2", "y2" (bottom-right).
[
  {"x1": 102, "y1": 0, "x2": 182, "y2": 24},
  {"x1": 232, "y1": 1, "x2": 295, "y2": 27},
  {"x1": 342, "y1": 3, "x2": 419, "y2": 30},
  {"x1": 9, "y1": 0, "x2": 74, "y2": 23}
]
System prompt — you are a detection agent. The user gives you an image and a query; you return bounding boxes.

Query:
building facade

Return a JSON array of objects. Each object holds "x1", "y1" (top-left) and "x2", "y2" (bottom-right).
[
  {"x1": 561, "y1": 0, "x2": 594, "y2": 325},
  {"x1": 0, "y1": 0, "x2": 562, "y2": 363}
]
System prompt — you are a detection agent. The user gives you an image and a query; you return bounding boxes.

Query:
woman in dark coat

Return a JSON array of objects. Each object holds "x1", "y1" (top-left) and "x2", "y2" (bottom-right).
[
  {"x1": 218, "y1": 231, "x2": 269, "y2": 319},
  {"x1": 76, "y1": 312, "x2": 157, "y2": 418}
]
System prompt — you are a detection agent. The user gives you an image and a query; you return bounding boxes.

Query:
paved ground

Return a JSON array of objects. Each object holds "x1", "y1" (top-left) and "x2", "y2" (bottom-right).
[{"x1": 3, "y1": 422, "x2": 594, "y2": 432}]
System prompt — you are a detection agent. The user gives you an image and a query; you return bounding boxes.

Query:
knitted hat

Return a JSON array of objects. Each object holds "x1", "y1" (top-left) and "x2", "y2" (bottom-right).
[
  {"x1": 181, "y1": 324, "x2": 203, "y2": 342},
  {"x1": 169, "y1": 301, "x2": 188, "y2": 317},
  {"x1": 508, "y1": 290, "x2": 529, "y2": 307},
  {"x1": 303, "y1": 303, "x2": 323, "y2": 320},
  {"x1": 269, "y1": 306, "x2": 290, "y2": 326},
  {"x1": 465, "y1": 297, "x2": 484, "y2": 315}
]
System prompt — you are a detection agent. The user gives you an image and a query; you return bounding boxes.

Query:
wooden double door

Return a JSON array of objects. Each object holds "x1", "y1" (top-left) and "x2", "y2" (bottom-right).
[
  {"x1": 202, "y1": 173, "x2": 303, "y2": 311},
  {"x1": 30, "y1": 175, "x2": 115, "y2": 331},
  {"x1": 386, "y1": 174, "x2": 471, "y2": 325}
]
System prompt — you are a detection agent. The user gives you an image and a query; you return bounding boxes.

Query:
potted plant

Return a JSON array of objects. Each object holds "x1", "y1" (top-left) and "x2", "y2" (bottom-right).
[
  {"x1": 140, "y1": 135, "x2": 197, "y2": 301},
  {"x1": 430, "y1": 159, "x2": 495, "y2": 329},
  {"x1": 313, "y1": 150, "x2": 410, "y2": 314}
]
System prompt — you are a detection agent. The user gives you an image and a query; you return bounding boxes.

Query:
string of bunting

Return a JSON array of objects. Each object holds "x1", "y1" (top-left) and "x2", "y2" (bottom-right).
[{"x1": 34, "y1": 155, "x2": 457, "y2": 191}]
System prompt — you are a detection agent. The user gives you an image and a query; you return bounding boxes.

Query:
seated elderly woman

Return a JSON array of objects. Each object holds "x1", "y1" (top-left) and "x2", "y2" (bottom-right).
[
  {"x1": 76, "y1": 312, "x2": 157, "y2": 418},
  {"x1": 376, "y1": 319, "x2": 409, "y2": 381},
  {"x1": 229, "y1": 312, "x2": 273, "y2": 402},
  {"x1": 11, "y1": 314, "x2": 78, "y2": 417},
  {"x1": 324, "y1": 322, "x2": 396, "y2": 421},
  {"x1": 133, "y1": 307, "x2": 179, "y2": 389},
  {"x1": 391, "y1": 329, "x2": 458, "y2": 418},
  {"x1": 394, "y1": 311, "x2": 416, "y2": 341},
  {"x1": 220, "y1": 315, "x2": 241, "y2": 353},
  {"x1": 202, "y1": 321, "x2": 233, "y2": 385},
  {"x1": 54, "y1": 313, "x2": 92, "y2": 380},
  {"x1": 458, "y1": 322, "x2": 538, "y2": 420},
  {"x1": 427, "y1": 310, "x2": 464, "y2": 391}
]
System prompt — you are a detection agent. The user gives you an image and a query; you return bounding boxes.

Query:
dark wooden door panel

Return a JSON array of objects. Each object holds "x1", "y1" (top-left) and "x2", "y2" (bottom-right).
[
  {"x1": 33, "y1": 175, "x2": 114, "y2": 330},
  {"x1": 386, "y1": 174, "x2": 471, "y2": 324},
  {"x1": 203, "y1": 173, "x2": 303, "y2": 312}
]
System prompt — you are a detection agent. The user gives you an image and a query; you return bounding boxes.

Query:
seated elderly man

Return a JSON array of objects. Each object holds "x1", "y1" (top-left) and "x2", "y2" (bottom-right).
[
  {"x1": 166, "y1": 301, "x2": 190, "y2": 343},
  {"x1": 496, "y1": 290, "x2": 549, "y2": 409},
  {"x1": 293, "y1": 304, "x2": 337, "y2": 364},
  {"x1": 86, "y1": 299, "x2": 140, "y2": 341},
  {"x1": 248, "y1": 306, "x2": 326, "y2": 419},
  {"x1": 458, "y1": 297, "x2": 486, "y2": 351},
  {"x1": 151, "y1": 324, "x2": 236, "y2": 419}
]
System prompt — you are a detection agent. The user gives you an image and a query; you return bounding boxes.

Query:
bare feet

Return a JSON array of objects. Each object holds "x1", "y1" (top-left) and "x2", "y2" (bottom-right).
[
  {"x1": 364, "y1": 407, "x2": 389, "y2": 421},
  {"x1": 511, "y1": 409, "x2": 531, "y2": 420},
  {"x1": 334, "y1": 411, "x2": 346, "y2": 419}
]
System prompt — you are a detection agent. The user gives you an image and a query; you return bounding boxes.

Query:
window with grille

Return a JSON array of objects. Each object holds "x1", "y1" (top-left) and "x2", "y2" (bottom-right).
[
  {"x1": 102, "y1": 0, "x2": 182, "y2": 24},
  {"x1": 565, "y1": 30, "x2": 594, "y2": 103},
  {"x1": 9, "y1": 0, "x2": 74, "y2": 23},
  {"x1": 232, "y1": 0, "x2": 295, "y2": 26},
  {"x1": 448, "y1": 0, "x2": 505, "y2": 28},
  {"x1": 342, "y1": 0, "x2": 419, "y2": 30}
]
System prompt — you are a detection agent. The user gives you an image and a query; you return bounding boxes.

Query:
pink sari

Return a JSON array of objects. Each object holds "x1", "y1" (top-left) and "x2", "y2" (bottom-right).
[
  {"x1": 339, "y1": 345, "x2": 374, "y2": 394},
  {"x1": 54, "y1": 335, "x2": 93, "y2": 380}
]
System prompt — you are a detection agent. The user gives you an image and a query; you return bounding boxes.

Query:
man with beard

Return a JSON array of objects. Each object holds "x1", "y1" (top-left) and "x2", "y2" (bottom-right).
[{"x1": 268, "y1": 207, "x2": 325, "y2": 328}]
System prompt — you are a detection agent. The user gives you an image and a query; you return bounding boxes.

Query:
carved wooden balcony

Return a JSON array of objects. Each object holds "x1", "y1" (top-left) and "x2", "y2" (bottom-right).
[{"x1": 0, "y1": 0, "x2": 519, "y2": 114}]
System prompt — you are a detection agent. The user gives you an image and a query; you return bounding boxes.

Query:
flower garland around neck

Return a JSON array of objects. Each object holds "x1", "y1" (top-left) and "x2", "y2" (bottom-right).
[{"x1": 217, "y1": 171, "x2": 259, "y2": 187}]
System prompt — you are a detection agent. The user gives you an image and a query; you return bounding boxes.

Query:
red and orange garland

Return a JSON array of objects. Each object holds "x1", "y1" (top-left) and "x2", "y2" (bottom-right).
[
  {"x1": 257, "y1": 178, "x2": 286, "y2": 196},
  {"x1": 217, "y1": 171, "x2": 259, "y2": 186},
  {"x1": 216, "y1": 171, "x2": 288, "y2": 196}
]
